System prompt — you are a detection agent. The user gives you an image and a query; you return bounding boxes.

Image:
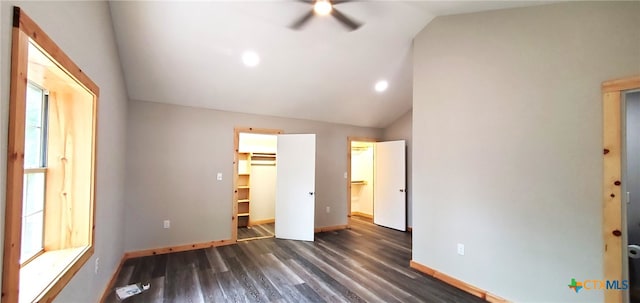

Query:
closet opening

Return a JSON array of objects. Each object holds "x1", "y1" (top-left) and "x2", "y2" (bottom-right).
[
  {"x1": 349, "y1": 140, "x2": 375, "y2": 222},
  {"x1": 624, "y1": 89, "x2": 640, "y2": 303},
  {"x1": 233, "y1": 128, "x2": 282, "y2": 242},
  {"x1": 602, "y1": 75, "x2": 640, "y2": 303},
  {"x1": 347, "y1": 137, "x2": 407, "y2": 231}
]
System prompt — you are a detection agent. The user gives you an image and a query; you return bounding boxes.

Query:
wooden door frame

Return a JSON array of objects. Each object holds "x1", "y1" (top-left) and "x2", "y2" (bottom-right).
[
  {"x1": 232, "y1": 127, "x2": 282, "y2": 242},
  {"x1": 603, "y1": 75, "x2": 640, "y2": 303},
  {"x1": 346, "y1": 137, "x2": 377, "y2": 227}
]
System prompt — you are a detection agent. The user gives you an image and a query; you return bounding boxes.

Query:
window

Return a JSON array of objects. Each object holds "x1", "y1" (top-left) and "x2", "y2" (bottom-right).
[
  {"x1": 3, "y1": 7, "x2": 99, "y2": 303},
  {"x1": 20, "y1": 83, "x2": 48, "y2": 264}
]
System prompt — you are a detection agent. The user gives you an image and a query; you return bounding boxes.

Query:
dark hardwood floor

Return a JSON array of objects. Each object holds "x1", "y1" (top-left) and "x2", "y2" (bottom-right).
[
  {"x1": 103, "y1": 217, "x2": 485, "y2": 303},
  {"x1": 238, "y1": 223, "x2": 275, "y2": 241}
]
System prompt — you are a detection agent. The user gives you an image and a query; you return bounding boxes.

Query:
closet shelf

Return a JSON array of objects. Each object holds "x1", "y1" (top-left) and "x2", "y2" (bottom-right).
[
  {"x1": 238, "y1": 199, "x2": 250, "y2": 203},
  {"x1": 351, "y1": 180, "x2": 367, "y2": 185},
  {"x1": 252, "y1": 153, "x2": 276, "y2": 158},
  {"x1": 238, "y1": 185, "x2": 250, "y2": 189},
  {"x1": 251, "y1": 153, "x2": 276, "y2": 166},
  {"x1": 238, "y1": 213, "x2": 250, "y2": 217}
]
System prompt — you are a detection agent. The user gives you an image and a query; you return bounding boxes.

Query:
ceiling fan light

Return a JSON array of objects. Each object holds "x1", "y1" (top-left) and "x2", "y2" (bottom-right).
[
  {"x1": 375, "y1": 80, "x2": 389, "y2": 92},
  {"x1": 242, "y1": 50, "x2": 260, "y2": 67},
  {"x1": 314, "y1": 0, "x2": 332, "y2": 16}
]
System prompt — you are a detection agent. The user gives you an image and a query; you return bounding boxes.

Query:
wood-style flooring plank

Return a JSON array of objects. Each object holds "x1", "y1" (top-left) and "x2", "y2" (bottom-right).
[
  {"x1": 294, "y1": 283, "x2": 326, "y2": 302},
  {"x1": 284, "y1": 258, "x2": 347, "y2": 302},
  {"x1": 238, "y1": 223, "x2": 275, "y2": 241},
  {"x1": 104, "y1": 217, "x2": 486, "y2": 303},
  {"x1": 196, "y1": 269, "x2": 226, "y2": 302}
]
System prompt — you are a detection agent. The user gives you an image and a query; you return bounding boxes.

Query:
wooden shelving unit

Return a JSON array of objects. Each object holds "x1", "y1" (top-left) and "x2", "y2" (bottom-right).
[
  {"x1": 236, "y1": 152, "x2": 277, "y2": 228},
  {"x1": 251, "y1": 153, "x2": 276, "y2": 166},
  {"x1": 237, "y1": 153, "x2": 251, "y2": 227}
]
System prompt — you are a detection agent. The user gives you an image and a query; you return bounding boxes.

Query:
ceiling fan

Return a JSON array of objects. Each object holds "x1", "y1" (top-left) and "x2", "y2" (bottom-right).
[{"x1": 290, "y1": 0, "x2": 362, "y2": 31}]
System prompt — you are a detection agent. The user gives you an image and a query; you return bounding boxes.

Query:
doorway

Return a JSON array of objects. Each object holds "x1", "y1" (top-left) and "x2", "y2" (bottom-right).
[
  {"x1": 232, "y1": 129, "x2": 317, "y2": 243},
  {"x1": 233, "y1": 128, "x2": 281, "y2": 242},
  {"x1": 347, "y1": 137, "x2": 407, "y2": 231},
  {"x1": 602, "y1": 75, "x2": 640, "y2": 303},
  {"x1": 350, "y1": 140, "x2": 375, "y2": 221},
  {"x1": 624, "y1": 90, "x2": 640, "y2": 302}
]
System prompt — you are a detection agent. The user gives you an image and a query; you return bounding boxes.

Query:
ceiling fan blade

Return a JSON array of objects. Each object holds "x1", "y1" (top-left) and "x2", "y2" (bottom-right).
[
  {"x1": 290, "y1": 10, "x2": 315, "y2": 30},
  {"x1": 331, "y1": 8, "x2": 362, "y2": 31},
  {"x1": 296, "y1": 0, "x2": 314, "y2": 3},
  {"x1": 332, "y1": 0, "x2": 354, "y2": 4}
]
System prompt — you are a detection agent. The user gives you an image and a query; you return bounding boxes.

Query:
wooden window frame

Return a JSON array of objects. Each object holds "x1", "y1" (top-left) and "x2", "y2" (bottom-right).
[
  {"x1": 602, "y1": 75, "x2": 640, "y2": 303},
  {"x1": 2, "y1": 7, "x2": 99, "y2": 303}
]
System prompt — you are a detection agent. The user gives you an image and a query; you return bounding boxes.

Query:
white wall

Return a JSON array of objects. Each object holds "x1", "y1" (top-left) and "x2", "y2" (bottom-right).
[
  {"x1": 125, "y1": 100, "x2": 382, "y2": 251},
  {"x1": 351, "y1": 145, "x2": 374, "y2": 216},
  {"x1": 383, "y1": 110, "x2": 412, "y2": 227},
  {"x1": 250, "y1": 165, "x2": 276, "y2": 222},
  {"x1": 0, "y1": 1, "x2": 128, "y2": 302},
  {"x1": 413, "y1": 2, "x2": 640, "y2": 302},
  {"x1": 239, "y1": 133, "x2": 277, "y2": 154}
]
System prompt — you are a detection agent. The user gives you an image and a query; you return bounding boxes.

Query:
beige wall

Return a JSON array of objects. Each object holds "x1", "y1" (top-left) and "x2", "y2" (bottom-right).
[
  {"x1": 125, "y1": 100, "x2": 382, "y2": 251},
  {"x1": 413, "y1": 2, "x2": 640, "y2": 302},
  {"x1": 383, "y1": 110, "x2": 412, "y2": 226},
  {"x1": 0, "y1": 1, "x2": 129, "y2": 302}
]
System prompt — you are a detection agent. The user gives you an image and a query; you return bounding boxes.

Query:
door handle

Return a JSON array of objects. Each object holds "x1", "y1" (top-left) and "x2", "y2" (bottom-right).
[
  {"x1": 309, "y1": 192, "x2": 314, "y2": 196},
  {"x1": 399, "y1": 189, "x2": 405, "y2": 192}
]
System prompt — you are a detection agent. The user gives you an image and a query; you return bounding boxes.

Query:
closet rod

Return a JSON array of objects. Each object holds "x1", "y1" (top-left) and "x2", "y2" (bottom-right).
[{"x1": 252, "y1": 163, "x2": 276, "y2": 166}]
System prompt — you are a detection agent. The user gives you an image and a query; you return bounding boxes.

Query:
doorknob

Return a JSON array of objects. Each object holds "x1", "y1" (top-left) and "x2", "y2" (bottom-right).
[
  {"x1": 399, "y1": 189, "x2": 405, "y2": 192},
  {"x1": 309, "y1": 192, "x2": 314, "y2": 196}
]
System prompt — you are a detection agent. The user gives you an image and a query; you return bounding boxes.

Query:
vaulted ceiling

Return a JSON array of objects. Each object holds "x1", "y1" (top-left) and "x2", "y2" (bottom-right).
[{"x1": 109, "y1": 1, "x2": 550, "y2": 128}]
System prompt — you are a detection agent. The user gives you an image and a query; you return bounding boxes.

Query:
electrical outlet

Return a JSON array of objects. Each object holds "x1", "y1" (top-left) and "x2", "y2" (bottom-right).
[
  {"x1": 326, "y1": 206, "x2": 330, "y2": 213},
  {"x1": 217, "y1": 173, "x2": 222, "y2": 181},
  {"x1": 94, "y1": 257, "x2": 100, "y2": 274},
  {"x1": 457, "y1": 243, "x2": 465, "y2": 256},
  {"x1": 164, "y1": 220, "x2": 170, "y2": 229}
]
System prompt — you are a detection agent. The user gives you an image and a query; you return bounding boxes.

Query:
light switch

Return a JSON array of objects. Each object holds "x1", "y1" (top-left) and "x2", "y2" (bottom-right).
[
  {"x1": 217, "y1": 173, "x2": 222, "y2": 181},
  {"x1": 344, "y1": 172, "x2": 347, "y2": 179}
]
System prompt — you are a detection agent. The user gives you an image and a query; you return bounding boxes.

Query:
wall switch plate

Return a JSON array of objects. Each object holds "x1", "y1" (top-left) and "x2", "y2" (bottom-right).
[
  {"x1": 326, "y1": 206, "x2": 330, "y2": 213},
  {"x1": 164, "y1": 220, "x2": 170, "y2": 229},
  {"x1": 344, "y1": 172, "x2": 347, "y2": 179},
  {"x1": 217, "y1": 173, "x2": 223, "y2": 181},
  {"x1": 457, "y1": 243, "x2": 465, "y2": 256},
  {"x1": 94, "y1": 257, "x2": 100, "y2": 274}
]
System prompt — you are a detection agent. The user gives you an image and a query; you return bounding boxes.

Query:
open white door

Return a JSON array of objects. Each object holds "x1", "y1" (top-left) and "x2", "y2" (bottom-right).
[
  {"x1": 275, "y1": 134, "x2": 316, "y2": 241},
  {"x1": 374, "y1": 140, "x2": 406, "y2": 231}
]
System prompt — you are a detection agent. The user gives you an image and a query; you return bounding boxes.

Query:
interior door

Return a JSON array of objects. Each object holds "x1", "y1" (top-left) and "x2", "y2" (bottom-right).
[
  {"x1": 374, "y1": 140, "x2": 406, "y2": 231},
  {"x1": 275, "y1": 134, "x2": 316, "y2": 241}
]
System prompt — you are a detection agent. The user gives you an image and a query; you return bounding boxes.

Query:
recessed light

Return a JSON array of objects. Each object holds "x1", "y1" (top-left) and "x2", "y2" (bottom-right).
[
  {"x1": 375, "y1": 80, "x2": 388, "y2": 92},
  {"x1": 314, "y1": 0, "x2": 333, "y2": 16},
  {"x1": 242, "y1": 51, "x2": 260, "y2": 67}
]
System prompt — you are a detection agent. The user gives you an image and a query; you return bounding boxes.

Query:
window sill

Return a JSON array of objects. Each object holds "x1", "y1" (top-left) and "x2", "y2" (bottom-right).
[{"x1": 19, "y1": 246, "x2": 90, "y2": 303}]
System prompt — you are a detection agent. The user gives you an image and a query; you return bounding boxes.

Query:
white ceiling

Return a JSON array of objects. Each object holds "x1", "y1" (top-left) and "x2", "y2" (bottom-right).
[{"x1": 109, "y1": 1, "x2": 551, "y2": 128}]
